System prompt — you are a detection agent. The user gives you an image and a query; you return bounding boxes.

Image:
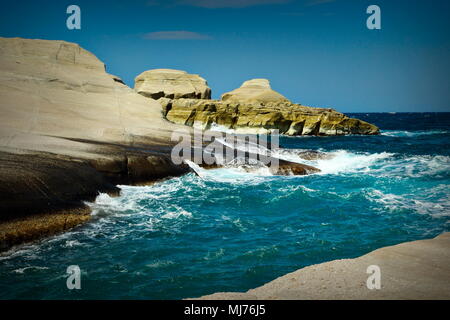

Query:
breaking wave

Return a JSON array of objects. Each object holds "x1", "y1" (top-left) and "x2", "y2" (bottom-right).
[
  {"x1": 381, "y1": 130, "x2": 449, "y2": 137},
  {"x1": 274, "y1": 149, "x2": 393, "y2": 175}
]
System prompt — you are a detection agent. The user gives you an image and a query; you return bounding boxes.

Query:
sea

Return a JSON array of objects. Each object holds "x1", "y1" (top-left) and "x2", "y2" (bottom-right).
[{"x1": 1, "y1": 112, "x2": 449, "y2": 299}]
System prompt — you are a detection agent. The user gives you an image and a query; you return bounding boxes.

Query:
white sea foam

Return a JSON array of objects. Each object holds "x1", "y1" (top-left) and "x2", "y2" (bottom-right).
[
  {"x1": 203, "y1": 248, "x2": 225, "y2": 260},
  {"x1": 372, "y1": 154, "x2": 450, "y2": 179},
  {"x1": 381, "y1": 130, "x2": 448, "y2": 137},
  {"x1": 214, "y1": 134, "x2": 395, "y2": 177},
  {"x1": 312, "y1": 150, "x2": 392, "y2": 174},
  {"x1": 146, "y1": 260, "x2": 175, "y2": 269},
  {"x1": 12, "y1": 266, "x2": 49, "y2": 274},
  {"x1": 221, "y1": 215, "x2": 248, "y2": 232},
  {"x1": 79, "y1": 182, "x2": 198, "y2": 238},
  {"x1": 185, "y1": 158, "x2": 272, "y2": 182},
  {"x1": 272, "y1": 148, "x2": 448, "y2": 180},
  {"x1": 88, "y1": 191, "x2": 142, "y2": 216},
  {"x1": 161, "y1": 208, "x2": 193, "y2": 219},
  {"x1": 243, "y1": 245, "x2": 279, "y2": 258},
  {"x1": 191, "y1": 140, "x2": 396, "y2": 180},
  {"x1": 184, "y1": 159, "x2": 207, "y2": 178},
  {"x1": 272, "y1": 149, "x2": 393, "y2": 175},
  {"x1": 63, "y1": 240, "x2": 83, "y2": 248},
  {"x1": 365, "y1": 189, "x2": 450, "y2": 218},
  {"x1": 209, "y1": 123, "x2": 236, "y2": 133}
]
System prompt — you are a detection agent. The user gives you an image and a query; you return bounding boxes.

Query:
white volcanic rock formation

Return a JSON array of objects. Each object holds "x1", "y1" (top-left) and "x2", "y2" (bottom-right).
[
  {"x1": 0, "y1": 37, "x2": 190, "y2": 246},
  {"x1": 0, "y1": 38, "x2": 186, "y2": 152},
  {"x1": 158, "y1": 78, "x2": 380, "y2": 136},
  {"x1": 134, "y1": 68, "x2": 211, "y2": 100},
  {"x1": 221, "y1": 78, "x2": 289, "y2": 104}
]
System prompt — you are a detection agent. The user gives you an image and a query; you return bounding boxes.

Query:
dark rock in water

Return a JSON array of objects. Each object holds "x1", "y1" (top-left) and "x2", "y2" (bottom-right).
[
  {"x1": 0, "y1": 148, "x2": 189, "y2": 251},
  {"x1": 199, "y1": 160, "x2": 320, "y2": 176},
  {"x1": 0, "y1": 208, "x2": 92, "y2": 252},
  {"x1": 0, "y1": 148, "x2": 189, "y2": 221},
  {"x1": 0, "y1": 152, "x2": 118, "y2": 222},
  {"x1": 194, "y1": 144, "x2": 321, "y2": 176},
  {"x1": 272, "y1": 159, "x2": 321, "y2": 175}
]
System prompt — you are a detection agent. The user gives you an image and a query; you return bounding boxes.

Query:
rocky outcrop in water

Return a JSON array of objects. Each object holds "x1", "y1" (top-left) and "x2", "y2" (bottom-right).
[
  {"x1": 195, "y1": 141, "x2": 322, "y2": 175},
  {"x1": 135, "y1": 69, "x2": 211, "y2": 100},
  {"x1": 160, "y1": 97, "x2": 379, "y2": 135},
  {"x1": 139, "y1": 77, "x2": 380, "y2": 136}
]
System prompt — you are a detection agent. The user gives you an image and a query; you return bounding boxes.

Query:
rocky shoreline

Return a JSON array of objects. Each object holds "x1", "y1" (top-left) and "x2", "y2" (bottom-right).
[
  {"x1": 136, "y1": 71, "x2": 380, "y2": 136},
  {"x1": 0, "y1": 37, "x2": 379, "y2": 251},
  {"x1": 0, "y1": 37, "x2": 191, "y2": 251}
]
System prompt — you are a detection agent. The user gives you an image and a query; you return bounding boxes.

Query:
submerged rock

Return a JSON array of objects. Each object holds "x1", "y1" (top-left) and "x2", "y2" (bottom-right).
[{"x1": 135, "y1": 68, "x2": 211, "y2": 100}]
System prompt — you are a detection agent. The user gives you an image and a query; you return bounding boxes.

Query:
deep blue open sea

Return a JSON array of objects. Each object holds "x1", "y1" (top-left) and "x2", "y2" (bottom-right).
[{"x1": 1, "y1": 112, "x2": 449, "y2": 299}]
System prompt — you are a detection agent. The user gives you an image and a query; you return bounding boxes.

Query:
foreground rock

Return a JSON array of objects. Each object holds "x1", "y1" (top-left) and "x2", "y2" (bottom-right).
[
  {"x1": 194, "y1": 232, "x2": 450, "y2": 300},
  {"x1": 0, "y1": 37, "x2": 193, "y2": 250},
  {"x1": 135, "y1": 69, "x2": 211, "y2": 100},
  {"x1": 153, "y1": 79, "x2": 379, "y2": 136}
]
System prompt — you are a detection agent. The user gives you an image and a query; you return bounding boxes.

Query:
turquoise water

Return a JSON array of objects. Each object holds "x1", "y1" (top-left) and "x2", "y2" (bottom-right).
[{"x1": 1, "y1": 113, "x2": 449, "y2": 299}]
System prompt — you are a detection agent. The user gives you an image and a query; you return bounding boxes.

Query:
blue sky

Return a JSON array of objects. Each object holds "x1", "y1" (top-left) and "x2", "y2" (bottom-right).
[{"x1": 0, "y1": 0, "x2": 449, "y2": 112}]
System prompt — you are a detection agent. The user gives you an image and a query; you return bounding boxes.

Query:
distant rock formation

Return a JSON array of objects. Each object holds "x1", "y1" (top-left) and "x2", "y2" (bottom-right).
[
  {"x1": 221, "y1": 78, "x2": 289, "y2": 104},
  {"x1": 153, "y1": 79, "x2": 380, "y2": 136},
  {"x1": 135, "y1": 69, "x2": 211, "y2": 100}
]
